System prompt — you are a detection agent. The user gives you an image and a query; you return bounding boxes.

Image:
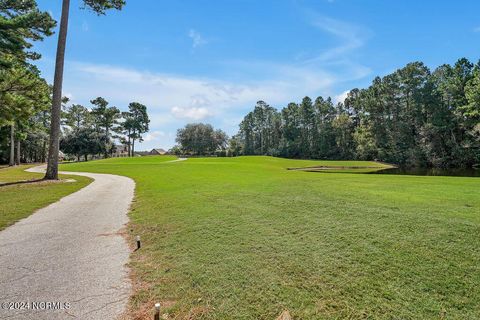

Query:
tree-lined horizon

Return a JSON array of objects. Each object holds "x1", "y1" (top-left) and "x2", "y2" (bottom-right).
[
  {"x1": 233, "y1": 58, "x2": 480, "y2": 168},
  {"x1": 61, "y1": 97, "x2": 149, "y2": 161},
  {"x1": 1, "y1": 0, "x2": 479, "y2": 170}
]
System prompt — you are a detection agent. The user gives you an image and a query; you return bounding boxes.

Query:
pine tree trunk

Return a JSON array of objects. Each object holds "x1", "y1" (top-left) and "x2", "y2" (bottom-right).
[
  {"x1": 41, "y1": 140, "x2": 46, "y2": 163},
  {"x1": 16, "y1": 139, "x2": 21, "y2": 165},
  {"x1": 9, "y1": 124, "x2": 15, "y2": 166},
  {"x1": 127, "y1": 131, "x2": 131, "y2": 157},
  {"x1": 105, "y1": 128, "x2": 109, "y2": 159},
  {"x1": 45, "y1": 0, "x2": 70, "y2": 180},
  {"x1": 42, "y1": 110, "x2": 48, "y2": 163},
  {"x1": 132, "y1": 139, "x2": 135, "y2": 156}
]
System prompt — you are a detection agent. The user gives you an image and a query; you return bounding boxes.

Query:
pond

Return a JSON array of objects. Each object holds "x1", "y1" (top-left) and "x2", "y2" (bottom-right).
[{"x1": 369, "y1": 167, "x2": 480, "y2": 177}]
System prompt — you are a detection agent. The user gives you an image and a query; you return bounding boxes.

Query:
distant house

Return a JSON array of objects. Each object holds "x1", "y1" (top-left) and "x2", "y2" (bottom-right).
[
  {"x1": 113, "y1": 144, "x2": 129, "y2": 157},
  {"x1": 134, "y1": 151, "x2": 150, "y2": 156},
  {"x1": 150, "y1": 148, "x2": 167, "y2": 155}
]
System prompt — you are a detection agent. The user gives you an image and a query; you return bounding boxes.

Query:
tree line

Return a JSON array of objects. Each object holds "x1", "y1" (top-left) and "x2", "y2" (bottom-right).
[
  {"x1": 0, "y1": 0, "x2": 125, "y2": 178},
  {"x1": 232, "y1": 59, "x2": 480, "y2": 168},
  {"x1": 0, "y1": 0, "x2": 153, "y2": 166},
  {"x1": 1, "y1": 0, "x2": 55, "y2": 165},
  {"x1": 61, "y1": 98, "x2": 149, "y2": 161}
]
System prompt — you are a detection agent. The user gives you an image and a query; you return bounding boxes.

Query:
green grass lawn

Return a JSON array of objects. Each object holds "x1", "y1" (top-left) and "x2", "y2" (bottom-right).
[
  {"x1": 0, "y1": 165, "x2": 92, "y2": 231},
  {"x1": 61, "y1": 156, "x2": 480, "y2": 319}
]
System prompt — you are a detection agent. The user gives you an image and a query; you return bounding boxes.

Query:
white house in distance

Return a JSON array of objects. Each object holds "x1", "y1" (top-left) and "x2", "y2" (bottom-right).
[{"x1": 149, "y1": 148, "x2": 167, "y2": 155}]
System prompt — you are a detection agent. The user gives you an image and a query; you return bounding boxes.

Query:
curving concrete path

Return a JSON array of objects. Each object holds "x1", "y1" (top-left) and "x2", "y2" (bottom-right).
[{"x1": 0, "y1": 165, "x2": 135, "y2": 320}]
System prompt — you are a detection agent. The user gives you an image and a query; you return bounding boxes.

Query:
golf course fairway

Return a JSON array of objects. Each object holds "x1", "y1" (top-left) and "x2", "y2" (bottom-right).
[{"x1": 61, "y1": 156, "x2": 480, "y2": 319}]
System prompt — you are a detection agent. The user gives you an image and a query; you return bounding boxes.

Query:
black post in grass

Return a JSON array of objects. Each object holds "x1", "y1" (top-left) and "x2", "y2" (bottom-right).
[
  {"x1": 154, "y1": 303, "x2": 160, "y2": 320},
  {"x1": 136, "y1": 235, "x2": 141, "y2": 250}
]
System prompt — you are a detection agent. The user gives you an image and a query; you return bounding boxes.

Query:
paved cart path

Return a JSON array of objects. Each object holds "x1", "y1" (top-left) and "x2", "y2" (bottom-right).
[{"x1": 0, "y1": 165, "x2": 135, "y2": 320}]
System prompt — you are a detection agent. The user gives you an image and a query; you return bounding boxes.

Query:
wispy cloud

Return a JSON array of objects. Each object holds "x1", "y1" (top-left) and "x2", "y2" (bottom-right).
[
  {"x1": 81, "y1": 21, "x2": 89, "y2": 32},
  {"x1": 188, "y1": 29, "x2": 207, "y2": 48},
  {"x1": 37, "y1": 14, "x2": 371, "y2": 149},
  {"x1": 171, "y1": 106, "x2": 212, "y2": 120},
  {"x1": 304, "y1": 14, "x2": 371, "y2": 63},
  {"x1": 67, "y1": 61, "x2": 334, "y2": 114},
  {"x1": 51, "y1": 59, "x2": 342, "y2": 149},
  {"x1": 474, "y1": 26, "x2": 480, "y2": 33}
]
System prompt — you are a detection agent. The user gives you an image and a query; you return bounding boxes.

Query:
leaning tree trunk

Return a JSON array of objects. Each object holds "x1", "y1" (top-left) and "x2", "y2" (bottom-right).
[
  {"x1": 45, "y1": 0, "x2": 70, "y2": 180},
  {"x1": 9, "y1": 124, "x2": 15, "y2": 166},
  {"x1": 16, "y1": 139, "x2": 21, "y2": 165}
]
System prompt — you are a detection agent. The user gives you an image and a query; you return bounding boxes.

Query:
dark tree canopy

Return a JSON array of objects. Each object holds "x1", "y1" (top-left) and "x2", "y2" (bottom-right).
[
  {"x1": 57, "y1": 98, "x2": 150, "y2": 161},
  {"x1": 90, "y1": 97, "x2": 120, "y2": 158},
  {"x1": 60, "y1": 127, "x2": 107, "y2": 162},
  {"x1": 176, "y1": 123, "x2": 228, "y2": 156}
]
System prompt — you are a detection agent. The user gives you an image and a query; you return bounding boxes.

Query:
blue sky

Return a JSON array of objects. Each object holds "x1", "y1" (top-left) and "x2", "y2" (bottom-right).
[{"x1": 34, "y1": 0, "x2": 480, "y2": 150}]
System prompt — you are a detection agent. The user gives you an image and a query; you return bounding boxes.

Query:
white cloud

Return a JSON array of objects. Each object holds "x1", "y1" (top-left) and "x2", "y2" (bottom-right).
[
  {"x1": 68, "y1": 61, "x2": 337, "y2": 113},
  {"x1": 143, "y1": 130, "x2": 166, "y2": 142},
  {"x1": 188, "y1": 29, "x2": 207, "y2": 48},
  {"x1": 39, "y1": 14, "x2": 372, "y2": 149},
  {"x1": 334, "y1": 90, "x2": 349, "y2": 104},
  {"x1": 474, "y1": 26, "x2": 480, "y2": 33},
  {"x1": 53, "y1": 60, "x2": 342, "y2": 149},
  {"x1": 171, "y1": 106, "x2": 212, "y2": 120}
]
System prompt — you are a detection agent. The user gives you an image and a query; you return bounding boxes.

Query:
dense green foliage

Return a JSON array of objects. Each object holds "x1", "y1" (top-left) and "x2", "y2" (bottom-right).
[
  {"x1": 0, "y1": 164, "x2": 91, "y2": 230},
  {"x1": 0, "y1": 62, "x2": 51, "y2": 164},
  {"x1": 60, "y1": 97, "x2": 150, "y2": 160},
  {"x1": 117, "y1": 102, "x2": 150, "y2": 156},
  {"x1": 90, "y1": 96, "x2": 121, "y2": 157},
  {"x1": 0, "y1": 1, "x2": 54, "y2": 165},
  {"x1": 62, "y1": 156, "x2": 480, "y2": 319},
  {"x1": 235, "y1": 58, "x2": 480, "y2": 168},
  {"x1": 0, "y1": 0, "x2": 55, "y2": 67},
  {"x1": 60, "y1": 126, "x2": 107, "y2": 161},
  {"x1": 175, "y1": 123, "x2": 228, "y2": 155}
]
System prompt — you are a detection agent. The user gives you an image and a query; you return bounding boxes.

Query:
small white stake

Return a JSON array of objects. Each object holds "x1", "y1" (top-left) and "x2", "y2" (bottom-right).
[
  {"x1": 136, "y1": 235, "x2": 141, "y2": 250},
  {"x1": 154, "y1": 302, "x2": 160, "y2": 320}
]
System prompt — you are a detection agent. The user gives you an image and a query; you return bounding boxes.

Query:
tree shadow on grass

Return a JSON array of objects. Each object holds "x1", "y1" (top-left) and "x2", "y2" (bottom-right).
[{"x1": 0, "y1": 178, "x2": 56, "y2": 188}]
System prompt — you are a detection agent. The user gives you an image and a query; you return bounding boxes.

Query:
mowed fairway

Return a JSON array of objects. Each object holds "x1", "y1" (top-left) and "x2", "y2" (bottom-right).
[{"x1": 61, "y1": 156, "x2": 480, "y2": 319}]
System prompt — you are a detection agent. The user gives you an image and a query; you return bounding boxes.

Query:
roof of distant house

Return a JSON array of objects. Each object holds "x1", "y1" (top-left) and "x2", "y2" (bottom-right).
[{"x1": 151, "y1": 148, "x2": 167, "y2": 154}]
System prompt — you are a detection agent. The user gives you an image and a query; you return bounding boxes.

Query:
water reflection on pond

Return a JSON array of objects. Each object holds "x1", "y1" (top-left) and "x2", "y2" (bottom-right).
[{"x1": 369, "y1": 167, "x2": 480, "y2": 177}]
